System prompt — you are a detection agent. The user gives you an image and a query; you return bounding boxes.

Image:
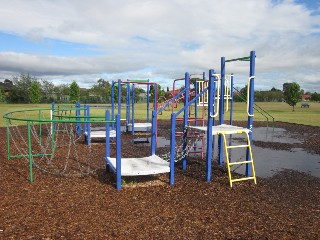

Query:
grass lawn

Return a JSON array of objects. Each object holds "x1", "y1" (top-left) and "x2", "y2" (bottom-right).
[{"x1": 1, "y1": 101, "x2": 319, "y2": 127}]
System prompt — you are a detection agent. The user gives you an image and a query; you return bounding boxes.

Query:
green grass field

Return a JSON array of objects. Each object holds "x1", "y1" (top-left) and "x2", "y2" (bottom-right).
[{"x1": 1, "y1": 101, "x2": 320, "y2": 127}]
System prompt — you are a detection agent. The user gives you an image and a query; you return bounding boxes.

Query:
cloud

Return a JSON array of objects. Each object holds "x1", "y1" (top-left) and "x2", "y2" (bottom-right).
[{"x1": 0, "y1": 0, "x2": 319, "y2": 92}]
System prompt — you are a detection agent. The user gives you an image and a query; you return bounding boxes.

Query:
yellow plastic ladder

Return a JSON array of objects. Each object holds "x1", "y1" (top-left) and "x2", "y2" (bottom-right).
[{"x1": 219, "y1": 130, "x2": 257, "y2": 187}]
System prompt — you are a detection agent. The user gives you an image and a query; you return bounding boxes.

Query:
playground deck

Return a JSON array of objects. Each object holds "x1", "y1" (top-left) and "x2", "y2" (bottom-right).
[
  {"x1": 106, "y1": 155, "x2": 169, "y2": 176},
  {"x1": 188, "y1": 124, "x2": 250, "y2": 135}
]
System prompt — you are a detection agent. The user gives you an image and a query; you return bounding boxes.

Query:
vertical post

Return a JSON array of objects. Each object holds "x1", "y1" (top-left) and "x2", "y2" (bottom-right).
[
  {"x1": 246, "y1": 51, "x2": 256, "y2": 176},
  {"x1": 206, "y1": 69, "x2": 215, "y2": 182},
  {"x1": 105, "y1": 110, "x2": 110, "y2": 157},
  {"x1": 111, "y1": 80, "x2": 115, "y2": 129},
  {"x1": 6, "y1": 116, "x2": 11, "y2": 160},
  {"x1": 83, "y1": 104, "x2": 87, "y2": 136},
  {"x1": 38, "y1": 109, "x2": 42, "y2": 145},
  {"x1": 230, "y1": 74, "x2": 234, "y2": 125},
  {"x1": 169, "y1": 113, "x2": 176, "y2": 185},
  {"x1": 27, "y1": 121, "x2": 33, "y2": 183},
  {"x1": 105, "y1": 110, "x2": 110, "y2": 173},
  {"x1": 182, "y1": 72, "x2": 189, "y2": 170},
  {"x1": 87, "y1": 105, "x2": 91, "y2": 145},
  {"x1": 151, "y1": 110, "x2": 157, "y2": 155},
  {"x1": 51, "y1": 101, "x2": 54, "y2": 136},
  {"x1": 76, "y1": 102, "x2": 81, "y2": 136},
  {"x1": 51, "y1": 103, "x2": 55, "y2": 157},
  {"x1": 147, "y1": 82, "x2": 150, "y2": 122},
  {"x1": 194, "y1": 74, "x2": 199, "y2": 126},
  {"x1": 127, "y1": 83, "x2": 131, "y2": 127},
  {"x1": 115, "y1": 114, "x2": 122, "y2": 190},
  {"x1": 131, "y1": 84, "x2": 135, "y2": 138},
  {"x1": 153, "y1": 83, "x2": 157, "y2": 112},
  {"x1": 229, "y1": 74, "x2": 234, "y2": 147},
  {"x1": 218, "y1": 57, "x2": 226, "y2": 166},
  {"x1": 117, "y1": 79, "x2": 121, "y2": 117}
]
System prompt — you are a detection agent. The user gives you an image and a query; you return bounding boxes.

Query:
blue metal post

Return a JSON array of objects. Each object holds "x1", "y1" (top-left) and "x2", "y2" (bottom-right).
[
  {"x1": 246, "y1": 51, "x2": 256, "y2": 176},
  {"x1": 182, "y1": 72, "x2": 189, "y2": 170},
  {"x1": 218, "y1": 57, "x2": 226, "y2": 166},
  {"x1": 151, "y1": 110, "x2": 157, "y2": 155},
  {"x1": 76, "y1": 102, "x2": 81, "y2": 136},
  {"x1": 117, "y1": 79, "x2": 121, "y2": 117},
  {"x1": 153, "y1": 83, "x2": 157, "y2": 112},
  {"x1": 206, "y1": 69, "x2": 215, "y2": 182},
  {"x1": 115, "y1": 114, "x2": 122, "y2": 190},
  {"x1": 169, "y1": 113, "x2": 176, "y2": 185},
  {"x1": 105, "y1": 110, "x2": 110, "y2": 172},
  {"x1": 111, "y1": 81, "x2": 115, "y2": 130},
  {"x1": 131, "y1": 84, "x2": 135, "y2": 138}
]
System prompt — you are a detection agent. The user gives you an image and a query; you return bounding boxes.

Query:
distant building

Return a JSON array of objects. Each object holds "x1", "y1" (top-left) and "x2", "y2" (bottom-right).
[{"x1": 302, "y1": 94, "x2": 311, "y2": 101}]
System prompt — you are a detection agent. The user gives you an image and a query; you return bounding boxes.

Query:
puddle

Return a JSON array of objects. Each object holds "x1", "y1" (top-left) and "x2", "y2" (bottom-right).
[
  {"x1": 253, "y1": 127, "x2": 303, "y2": 144},
  {"x1": 154, "y1": 126, "x2": 320, "y2": 178},
  {"x1": 227, "y1": 145, "x2": 320, "y2": 178}
]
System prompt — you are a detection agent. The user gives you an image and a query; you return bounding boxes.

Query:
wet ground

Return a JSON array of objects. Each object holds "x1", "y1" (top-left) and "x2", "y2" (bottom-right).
[{"x1": 157, "y1": 123, "x2": 320, "y2": 178}]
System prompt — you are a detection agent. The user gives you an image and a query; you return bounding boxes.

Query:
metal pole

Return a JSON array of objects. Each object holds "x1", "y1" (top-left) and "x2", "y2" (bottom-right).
[
  {"x1": 182, "y1": 72, "x2": 189, "y2": 170},
  {"x1": 206, "y1": 69, "x2": 215, "y2": 182},
  {"x1": 218, "y1": 57, "x2": 226, "y2": 166},
  {"x1": 115, "y1": 114, "x2": 122, "y2": 190},
  {"x1": 169, "y1": 113, "x2": 176, "y2": 185},
  {"x1": 246, "y1": 51, "x2": 256, "y2": 176},
  {"x1": 27, "y1": 121, "x2": 33, "y2": 183}
]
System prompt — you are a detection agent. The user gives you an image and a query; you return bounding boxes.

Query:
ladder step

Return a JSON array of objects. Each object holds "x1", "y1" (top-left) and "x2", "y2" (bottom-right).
[
  {"x1": 226, "y1": 144, "x2": 249, "y2": 149},
  {"x1": 229, "y1": 160, "x2": 253, "y2": 166},
  {"x1": 231, "y1": 176, "x2": 255, "y2": 183}
]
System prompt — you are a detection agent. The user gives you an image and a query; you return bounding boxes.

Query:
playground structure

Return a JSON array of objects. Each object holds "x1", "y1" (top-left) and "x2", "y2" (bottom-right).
[
  {"x1": 4, "y1": 51, "x2": 257, "y2": 190},
  {"x1": 111, "y1": 79, "x2": 157, "y2": 143},
  {"x1": 69, "y1": 79, "x2": 157, "y2": 144}
]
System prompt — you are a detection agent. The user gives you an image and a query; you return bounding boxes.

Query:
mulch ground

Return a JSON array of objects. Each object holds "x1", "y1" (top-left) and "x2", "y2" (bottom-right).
[{"x1": 1, "y1": 120, "x2": 320, "y2": 239}]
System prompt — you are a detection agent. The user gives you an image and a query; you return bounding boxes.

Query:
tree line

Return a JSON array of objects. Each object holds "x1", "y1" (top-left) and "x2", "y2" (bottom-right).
[
  {"x1": 0, "y1": 75, "x2": 318, "y2": 111},
  {"x1": 0, "y1": 74, "x2": 165, "y2": 104}
]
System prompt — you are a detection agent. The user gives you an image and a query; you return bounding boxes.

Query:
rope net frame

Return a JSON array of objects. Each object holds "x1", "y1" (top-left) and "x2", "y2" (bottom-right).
[{"x1": 4, "y1": 107, "x2": 110, "y2": 180}]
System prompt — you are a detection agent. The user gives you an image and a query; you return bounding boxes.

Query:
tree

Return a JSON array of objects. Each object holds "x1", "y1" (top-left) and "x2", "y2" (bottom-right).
[
  {"x1": 0, "y1": 87, "x2": 4, "y2": 103},
  {"x1": 70, "y1": 81, "x2": 80, "y2": 102},
  {"x1": 311, "y1": 92, "x2": 320, "y2": 102},
  {"x1": 30, "y1": 82, "x2": 42, "y2": 103},
  {"x1": 149, "y1": 84, "x2": 163, "y2": 102},
  {"x1": 7, "y1": 73, "x2": 35, "y2": 103},
  {"x1": 41, "y1": 80, "x2": 55, "y2": 103},
  {"x1": 283, "y1": 82, "x2": 302, "y2": 111}
]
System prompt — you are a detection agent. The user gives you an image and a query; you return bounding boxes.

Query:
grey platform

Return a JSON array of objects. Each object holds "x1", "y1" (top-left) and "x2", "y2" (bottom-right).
[
  {"x1": 188, "y1": 124, "x2": 250, "y2": 135},
  {"x1": 127, "y1": 122, "x2": 152, "y2": 131},
  {"x1": 106, "y1": 155, "x2": 170, "y2": 176}
]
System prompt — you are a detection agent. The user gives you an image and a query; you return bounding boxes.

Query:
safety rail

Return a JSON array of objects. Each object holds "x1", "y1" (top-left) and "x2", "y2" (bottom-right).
[{"x1": 233, "y1": 87, "x2": 275, "y2": 129}]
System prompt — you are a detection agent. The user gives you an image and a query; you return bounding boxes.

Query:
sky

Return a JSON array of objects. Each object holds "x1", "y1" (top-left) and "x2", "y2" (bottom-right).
[{"x1": 0, "y1": 0, "x2": 319, "y2": 92}]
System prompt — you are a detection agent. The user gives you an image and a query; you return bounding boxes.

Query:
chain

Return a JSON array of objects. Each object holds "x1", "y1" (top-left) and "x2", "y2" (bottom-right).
[{"x1": 161, "y1": 126, "x2": 204, "y2": 162}]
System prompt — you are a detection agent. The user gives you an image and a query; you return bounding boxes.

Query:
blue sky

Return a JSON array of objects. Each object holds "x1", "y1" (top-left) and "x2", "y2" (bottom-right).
[{"x1": 0, "y1": 0, "x2": 319, "y2": 92}]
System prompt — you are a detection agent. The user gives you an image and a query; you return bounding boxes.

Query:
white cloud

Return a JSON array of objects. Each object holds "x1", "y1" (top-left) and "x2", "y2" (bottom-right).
[{"x1": 0, "y1": 0, "x2": 319, "y2": 92}]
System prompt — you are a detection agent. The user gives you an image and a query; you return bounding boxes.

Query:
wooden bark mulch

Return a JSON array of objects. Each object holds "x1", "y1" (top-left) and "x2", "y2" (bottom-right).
[{"x1": 0, "y1": 121, "x2": 319, "y2": 239}]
